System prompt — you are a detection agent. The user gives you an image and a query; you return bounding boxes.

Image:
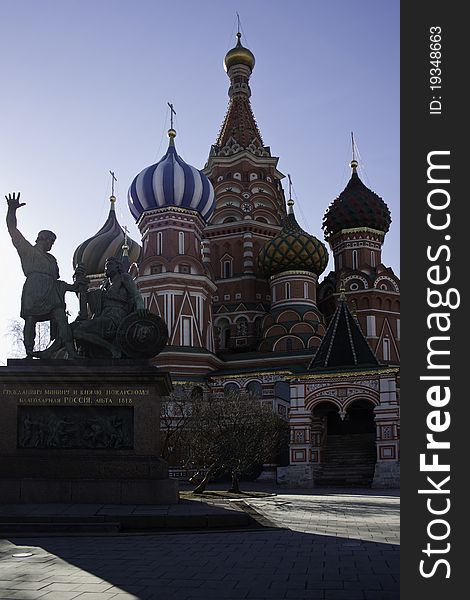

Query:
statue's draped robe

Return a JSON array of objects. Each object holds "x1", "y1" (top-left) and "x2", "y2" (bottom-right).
[{"x1": 11, "y1": 231, "x2": 64, "y2": 320}]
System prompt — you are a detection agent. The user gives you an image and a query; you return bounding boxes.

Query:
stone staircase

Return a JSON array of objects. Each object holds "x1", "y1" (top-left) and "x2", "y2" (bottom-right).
[{"x1": 315, "y1": 433, "x2": 376, "y2": 487}]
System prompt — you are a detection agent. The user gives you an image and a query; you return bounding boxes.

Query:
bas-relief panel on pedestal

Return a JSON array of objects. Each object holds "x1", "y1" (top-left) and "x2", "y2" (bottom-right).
[{"x1": 17, "y1": 406, "x2": 133, "y2": 449}]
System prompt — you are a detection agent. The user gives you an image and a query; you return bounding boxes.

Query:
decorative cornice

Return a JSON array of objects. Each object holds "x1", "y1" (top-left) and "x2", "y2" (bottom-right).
[
  {"x1": 137, "y1": 206, "x2": 206, "y2": 228},
  {"x1": 204, "y1": 150, "x2": 283, "y2": 176},
  {"x1": 207, "y1": 369, "x2": 294, "y2": 381},
  {"x1": 270, "y1": 270, "x2": 318, "y2": 281},
  {"x1": 328, "y1": 227, "x2": 385, "y2": 241},
  {"x1": 294, "y1": 367, "x2": 399, "y2": 380}
]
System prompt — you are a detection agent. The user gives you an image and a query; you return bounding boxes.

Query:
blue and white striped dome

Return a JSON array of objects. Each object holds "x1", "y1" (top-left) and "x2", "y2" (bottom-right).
[{"x1": 128, "y1": 130, "x2": 215, "y2": 222}]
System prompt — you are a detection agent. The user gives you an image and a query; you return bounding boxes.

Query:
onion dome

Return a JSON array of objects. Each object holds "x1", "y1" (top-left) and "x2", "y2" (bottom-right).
[
  {"x1": 128, "y1": 129, "x2": 215, "y2": 222},
  {"x1": 258, "y1": 200, "x2": 329, "y2": 277},
  {"x1": 73, "y1": 195, "x2": 141, "y2": 276},
  {"x1": 322, "y1": 161, "x2": 391, "y2": 238},
  {"x1": 224, "y1": 32, "x2": 255, "y2": 72}
]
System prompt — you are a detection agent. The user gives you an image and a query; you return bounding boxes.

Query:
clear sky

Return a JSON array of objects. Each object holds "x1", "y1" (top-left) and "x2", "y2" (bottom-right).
[{"x1": 0, "y1": 0, "x2": 399, "y2": 363}]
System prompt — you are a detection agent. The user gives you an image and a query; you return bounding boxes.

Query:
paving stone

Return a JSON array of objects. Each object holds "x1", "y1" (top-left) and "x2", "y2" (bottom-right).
[
  {"x1": 35, "y1": 593, "x2": 83, "y2": 600},
  {"x1": 2, "y1": 487, "x2": 399, "y2": 600}
]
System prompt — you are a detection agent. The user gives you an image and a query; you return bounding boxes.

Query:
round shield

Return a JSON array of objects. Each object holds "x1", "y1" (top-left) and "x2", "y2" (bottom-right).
[{"x1": 116, "y1": 312, "x2": 168, "y2": 358}]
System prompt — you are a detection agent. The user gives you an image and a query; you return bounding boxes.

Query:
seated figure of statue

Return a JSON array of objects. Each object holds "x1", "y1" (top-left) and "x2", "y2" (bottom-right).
[{"x1": 73, "y1": 256, "x2": 167, "y2": 359}]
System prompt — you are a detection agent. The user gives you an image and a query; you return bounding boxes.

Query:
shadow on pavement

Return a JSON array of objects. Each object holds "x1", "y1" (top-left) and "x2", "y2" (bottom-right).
[{"x1": 1, "y1": 527, "x2": 399, "y2": 600}]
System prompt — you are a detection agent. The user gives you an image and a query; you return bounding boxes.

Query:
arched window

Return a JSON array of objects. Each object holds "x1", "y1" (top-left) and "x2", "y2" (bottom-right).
[
  {"x1": 236, "y1": 318, "x2": 248, "y2": 336},
  {"x1": 246, "y1": 381, "x2": 263, "y2": 398},
  {"x1": 224, "y1": 382, "x2": 239, "y2": 395},
  {"x1": 254, "y1": 316, "x2": 262, "y2": 337},
  {"x1": 285, "y1": 282, "x2": 291, "y2": 299},
  {"x1": 216, "y1": 319, "x2": 231, "y2": 350},
  {"x1": 274, "y1": 381, "x2": 290, "y2": 403},
  {"x1": 221, "y1": 256, "x2": 233, "y2": 279},
  {"x1": 156, "y1": 231, "x2": 163, "y2": 256},
  {"x1": 370, "y1": 251, "x2": 376, "y2": 267},
  {"x1": 304, "y1": 282, "x2": 309, "y2": 299},
  {"x1": 178, "y1": 231, "x2": 185, "y2": 255},
  {"x1": 191, "y1": 386, "x2": 203, "y2": 402}
]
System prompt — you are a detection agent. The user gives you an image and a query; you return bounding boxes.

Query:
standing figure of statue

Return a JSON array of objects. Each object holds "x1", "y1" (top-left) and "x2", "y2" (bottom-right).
[{"x1": 5, "y1": 192, "x2": 78, "y2": 358}]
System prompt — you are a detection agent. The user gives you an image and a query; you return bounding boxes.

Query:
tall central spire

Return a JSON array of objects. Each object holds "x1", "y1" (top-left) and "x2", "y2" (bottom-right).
[{"x1": 213, "y1": 32, "x2": 269, "y2": 157}]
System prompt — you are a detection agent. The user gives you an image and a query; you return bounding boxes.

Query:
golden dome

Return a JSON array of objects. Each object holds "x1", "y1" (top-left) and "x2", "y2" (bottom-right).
[{"x1": 224, "y1": 32, "x2": 255, "y2": 72}]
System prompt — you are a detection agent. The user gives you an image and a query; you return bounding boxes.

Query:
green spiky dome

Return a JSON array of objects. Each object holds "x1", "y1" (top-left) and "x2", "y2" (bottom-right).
[
  {"x1": 258, "y1": 210, "x2": 328, "y2": 277},
  {"x1": 322, "y1": 169, "x2": 391, "y2": 238}
]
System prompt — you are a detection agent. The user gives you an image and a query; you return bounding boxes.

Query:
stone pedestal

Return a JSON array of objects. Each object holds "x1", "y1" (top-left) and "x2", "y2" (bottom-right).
[
  {"x1": 372, "y1": 461, "x2": 400, "y2": 488},
  {"x1": 256, "y1": 464, "x2": 278, "y2": 482},
  {"x1": 0, "y1": 359, "x2": 178, "y2": 504},
  {"x1": 277, "y1": 465, "x2": 316, "y2": 488}
]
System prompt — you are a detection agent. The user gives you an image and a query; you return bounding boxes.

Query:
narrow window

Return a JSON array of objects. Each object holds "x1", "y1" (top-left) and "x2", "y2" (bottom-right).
[
  {"x1": 182, "y1": 316, "x2": 192, "y2": 346},
  {"x1": 156, "y1": 231, "x2": 163, "y2": 256},
  {"x1": 285, "y1": 282, "x2": 291, "y2": 299},
  {"x1": 304, "y1": 282, "x2": 309, "y2": 299},
  {"x1": 370, "y1": 251, "x2": 376, "y2": 267},
  {"x1": 397, "y1": 319, "x2": 401, "y2": 340},
  {"x1": 352, "y1": 250, "x2": 358, "y2": 270},
  {"x1": 223, "y1": 260, "x2": 232, "y2": 279},
  {"x1": 383, "y1": 338, "x2": 390, "y2": 361},
  {"x1": 178, "y1": 231, "x2": 185, "y2": 255},
  {"x1": 366, "y1": 315, "x2": 376, "y2": 337}
]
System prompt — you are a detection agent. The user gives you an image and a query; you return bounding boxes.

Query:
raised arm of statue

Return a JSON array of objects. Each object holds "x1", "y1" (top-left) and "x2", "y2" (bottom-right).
[{"x1": 5, "y1": 192, "x2": 28, "y2": 248}]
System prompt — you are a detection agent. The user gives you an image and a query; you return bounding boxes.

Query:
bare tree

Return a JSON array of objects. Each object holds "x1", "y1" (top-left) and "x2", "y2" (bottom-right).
[
  {"x1": 189, "y1": 390, "x2": 289, "y2": 494},
  {"x1": 5, "y1": 319, "x2": 51, "y2": 357},
  {"x1": 159, "y1": 390, "x2": 193, "y2": 462}
]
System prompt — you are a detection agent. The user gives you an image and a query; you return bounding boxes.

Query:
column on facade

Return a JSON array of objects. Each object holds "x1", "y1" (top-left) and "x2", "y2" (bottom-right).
[
  {"x1": 372, "y1": 375, "x2": 400, "y2": 487},
  {"x1": 243, "y1": 232, "x2": 254, "y2": 273},
  {"x1": 287, "y1": 383, "x2": 313, "y2": 465}
]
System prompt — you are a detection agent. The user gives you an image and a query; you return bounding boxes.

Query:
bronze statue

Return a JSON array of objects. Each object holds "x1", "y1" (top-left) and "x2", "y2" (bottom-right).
[
  {"x1": 6, "y1": 192, "x2": 78, "y2": 358},
  {"x1": 72, "y1": 256, "x2": 168, "y2": 358},
  {"x1": 6, "y1": 192, "x2": 167, "y2": 360}
]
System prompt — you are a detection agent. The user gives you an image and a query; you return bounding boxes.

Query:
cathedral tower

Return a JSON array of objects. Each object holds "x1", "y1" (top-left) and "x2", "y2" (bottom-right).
[
  {"x1": 257, "y1": 198, "x2": 328, "y2": 352},
  {"x1": 318, "y1": 160, "x2": 400, "y2": 363},
  {"x1": 203, "y1": 33, "x2": 287, "y2": 353},
  {"x1": 128, "y1": 128, "x2": 219, "y2": 375}
]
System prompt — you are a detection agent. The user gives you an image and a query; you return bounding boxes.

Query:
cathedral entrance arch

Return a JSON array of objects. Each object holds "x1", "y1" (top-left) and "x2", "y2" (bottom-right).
[{"x1": 311, "y1": 397, "x2": 377, "y2": 487}]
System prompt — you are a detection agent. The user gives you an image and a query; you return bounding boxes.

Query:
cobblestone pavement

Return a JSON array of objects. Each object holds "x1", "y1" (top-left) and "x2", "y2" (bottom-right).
[
  {"x1": 0, "y1": 488, "x2": 399, "y2": 600},
  {"x1": 241, "y1": 489, "x2": 400, "y2": 545}
]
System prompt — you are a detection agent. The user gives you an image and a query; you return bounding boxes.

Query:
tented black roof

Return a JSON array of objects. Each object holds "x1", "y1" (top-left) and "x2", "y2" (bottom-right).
[{"x1": 310, "y1": 297, "x2": 378, "y2": 370}]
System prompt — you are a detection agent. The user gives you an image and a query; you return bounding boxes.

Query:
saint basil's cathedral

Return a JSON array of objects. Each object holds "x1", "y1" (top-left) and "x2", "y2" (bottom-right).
[{"x1": 73, "y1": 34, "x2": 400, "y2": 488}]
